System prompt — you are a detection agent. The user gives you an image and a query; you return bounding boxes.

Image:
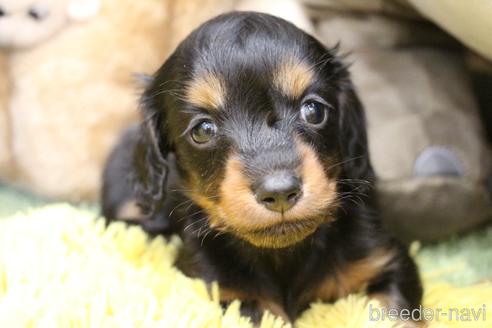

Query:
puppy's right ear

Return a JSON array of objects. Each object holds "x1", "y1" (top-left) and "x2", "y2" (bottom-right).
[{"x1": 132, "y1": 90, "x2": 170, "y2": 216}]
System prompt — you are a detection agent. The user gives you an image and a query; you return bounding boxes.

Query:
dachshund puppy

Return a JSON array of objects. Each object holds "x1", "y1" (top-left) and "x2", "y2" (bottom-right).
[{"x1": 102, "y1": 12, "x2": 422, "y2": 324}]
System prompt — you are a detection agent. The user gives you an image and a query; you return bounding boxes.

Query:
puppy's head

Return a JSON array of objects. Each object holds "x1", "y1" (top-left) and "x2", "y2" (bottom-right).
[{"x1": 135, "y1": 12, "x2": 374, "y2": 248}]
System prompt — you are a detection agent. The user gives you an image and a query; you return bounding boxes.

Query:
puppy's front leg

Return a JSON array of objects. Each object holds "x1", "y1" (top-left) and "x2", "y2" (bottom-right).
[
  {"x1": 367, "y1": 245, "x2": 424, "y2": 327},
  {"x1": 219, "y1": 287, "x2": 290, "y2": 325}
]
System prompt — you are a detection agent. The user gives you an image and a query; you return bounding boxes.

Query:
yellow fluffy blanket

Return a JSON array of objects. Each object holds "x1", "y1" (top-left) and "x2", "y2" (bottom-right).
[{"x1": 0, "y1": 205, "x2": 491, "y2": 327}]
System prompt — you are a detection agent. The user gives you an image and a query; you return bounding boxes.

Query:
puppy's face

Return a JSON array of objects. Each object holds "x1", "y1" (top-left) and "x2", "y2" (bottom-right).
[{"x1": 141, "y1": 13, "x2": 371, "y2": 248}]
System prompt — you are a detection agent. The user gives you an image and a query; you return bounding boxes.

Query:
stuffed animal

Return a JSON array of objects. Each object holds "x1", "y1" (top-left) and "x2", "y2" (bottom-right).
[
  {"x1": 407, "y1": 0, "x2": 492, "y2": 61},
  {"x1": 168, "y1": 0, "x2": 312, "y2": 53},
  {"x1": 0, "y1": 0, "x2": 101, "y2": 49},
  {"x1": 0, "y1": 0, "x2": 315, "y2": 201},
  {"x1": 0, "y1": 53, "x2": 11, "y2": 177},
  {"x1": 0, "y1": 0, "x2": 170, "y2": 201},
  {"x1": 356, "y1": 47, "x2": 492, "y2": 242},
  {"x1": 308, "y1": 3, "x2": 492, "y2": 241}
]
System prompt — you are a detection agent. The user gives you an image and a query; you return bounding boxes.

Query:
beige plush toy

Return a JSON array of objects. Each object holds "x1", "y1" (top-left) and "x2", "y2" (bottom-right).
[
  {"x1": 0, "y1": 53, "x2": 10, "y2": 177},
  {"x1": 0, "y1": 0, "x2": 101, "y2": 49},
  {"x1": 407, "y1": 0, "x2": 492, "y2": 62},
  {"x1": 168, "y1": 0, "x2": 313, "y2": 57},
  {"x1": 0, "y1": 0, "x2": 169, "y2": 201},
  {"x1": 0, "y1": 0, "x2": 315, "y2": 201}
]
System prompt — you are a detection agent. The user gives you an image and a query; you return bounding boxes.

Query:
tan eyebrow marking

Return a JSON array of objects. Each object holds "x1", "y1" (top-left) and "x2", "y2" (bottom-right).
[
  {"x1": 185, "y1": 73, "x2": 226, "y2": 110},
  {"x1": 273, "y1": 57, "x2": 314, "y2": 98}
]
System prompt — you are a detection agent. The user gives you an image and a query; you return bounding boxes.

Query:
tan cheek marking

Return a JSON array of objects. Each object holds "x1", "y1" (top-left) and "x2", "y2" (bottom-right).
[
  {"x1": 181, "y1": 172, "x2": 223, "y2": 228},
  {"x1": 218, "y1": 155, "x2": 280, "y2": 229},
  {"x1": 190, "y1": 193, "x2": 223, "y2": 228},
  {"x1": 301, "y1": 249, "x2": 396, "y2": 305},
  {"x1": 273, "y1": 57, "x2": 314, "y2": 99},
  {"x1": 285, "y1": 141, "x2": 338, "y2": 220},
  {"x1": 185, "y1": 73, "x2": 226, "y2": 109}
]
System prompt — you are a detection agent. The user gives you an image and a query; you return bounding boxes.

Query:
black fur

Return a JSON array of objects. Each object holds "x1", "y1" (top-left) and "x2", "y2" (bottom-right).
[{"x1": 102, "y1": 12, "x2": 422, "y2": 323}]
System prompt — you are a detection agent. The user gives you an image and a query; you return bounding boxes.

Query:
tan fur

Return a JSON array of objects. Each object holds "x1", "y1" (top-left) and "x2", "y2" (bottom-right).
[
  {"x1": 219, "y1": 287, "x2": 249, "y2": 303},
  {"x1": 273, "y1": 57, "x2": 314, "y2": 99},
  {"x1": 116, "y1": 200, "x2": 144, "y2": 221},
  {"x1": 300, "y1": 249, "x2": 396, "y2": 305},
  {"x1": 189, "y1": 192, "x2": 222, "y2": 229},
  {"x1": 186, "y1": 73, "x2": 226, "y2": 110},
  {"x1": 214, "y1": 140, "x2": 338, "y2": 247},
  {"x1": 181, "y1": 171, "x2": 224, "y2": 229}
]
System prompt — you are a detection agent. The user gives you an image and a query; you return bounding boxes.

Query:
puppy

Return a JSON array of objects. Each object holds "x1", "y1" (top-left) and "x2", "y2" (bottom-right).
[{"x1": 102, "y1": 12, "x2": 422, "y2": 324}]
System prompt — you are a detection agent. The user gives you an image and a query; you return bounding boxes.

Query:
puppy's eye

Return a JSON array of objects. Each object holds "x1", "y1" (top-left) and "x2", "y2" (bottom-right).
[
  {"x1": 0, "y1": 7, "x2": 6, "y2": 17},
  {"x1": 300, "y1": 100, "x2": 328, "y2": 127},
  {"x1": 191, "y1": 120, "x2": 217, "y2": 144}
]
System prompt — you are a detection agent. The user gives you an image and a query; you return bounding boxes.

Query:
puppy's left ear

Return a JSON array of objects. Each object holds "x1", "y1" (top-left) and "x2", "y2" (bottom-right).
[
  {"x1": 132, "y1": 90, "x2": 171, "y2": 216},
  {"x1": 337, "y1": 81, "x2": 376, "y2": 187}
]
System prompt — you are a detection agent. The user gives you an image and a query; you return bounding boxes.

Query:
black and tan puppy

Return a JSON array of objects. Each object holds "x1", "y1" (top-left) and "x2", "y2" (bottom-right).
[{"x1": 102, "y1": 12, "x2": 422, "y2": 323}]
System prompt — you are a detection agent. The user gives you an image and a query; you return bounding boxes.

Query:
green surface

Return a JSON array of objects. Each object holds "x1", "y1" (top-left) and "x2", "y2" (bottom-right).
[
  {"x1": 416, "y1": 225, "x2": 492, "y2": 286},
  {"x1": 0, "y1": 184, "x2": 97, "y2": 218},
  {"x1": 0, "y1": 184, "x2": 48, "y2": 218},
  {"x1": 1, "y1": 183, "x2": 491, "y2": 286}
]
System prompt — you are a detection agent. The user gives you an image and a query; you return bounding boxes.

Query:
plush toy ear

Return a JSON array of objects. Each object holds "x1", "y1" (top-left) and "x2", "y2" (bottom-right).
[
  {"x1": 67, "y1": 0, "x2": 101, "y2": 21},
  {"x1": 132, "y1": 92, "x2": 170, "y2": 216},
  {"x1": 337, "y1": 81, "x2": 376, "y2": 193},
  {"x1": 133, "y1": 73, "x2": 155, "y2": 89}
]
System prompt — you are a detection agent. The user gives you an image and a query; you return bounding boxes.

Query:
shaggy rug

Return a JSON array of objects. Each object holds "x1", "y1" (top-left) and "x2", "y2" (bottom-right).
[{"x1": 0, "y1": 187, "x2": 491, "y2": 327}]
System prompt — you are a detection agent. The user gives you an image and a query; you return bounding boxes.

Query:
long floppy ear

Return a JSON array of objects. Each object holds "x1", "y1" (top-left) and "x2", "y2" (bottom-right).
[
  {"x1": 132, "y1": 90, "x2": 170, "y2": 216},
  {"x1": 337, "y1": 81, "x2": 376, "y2": 192}
]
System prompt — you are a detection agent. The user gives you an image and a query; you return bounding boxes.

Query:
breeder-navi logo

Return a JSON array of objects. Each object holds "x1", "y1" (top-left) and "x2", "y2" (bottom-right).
[{"x1": 369, "y1": 304, "x2": 487, "y2": 322}]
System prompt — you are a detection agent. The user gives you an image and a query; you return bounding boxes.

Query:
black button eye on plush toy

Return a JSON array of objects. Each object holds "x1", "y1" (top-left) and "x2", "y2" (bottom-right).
[
  {"x1": 0, "y1": 0, "x2": 101, "y2": 49},
  {"x1": 28, "y1": 5, "x2": 50, "y2": 21},
  {"x1": 102, "y1": 12, "x2": 423, "y2": 325}
]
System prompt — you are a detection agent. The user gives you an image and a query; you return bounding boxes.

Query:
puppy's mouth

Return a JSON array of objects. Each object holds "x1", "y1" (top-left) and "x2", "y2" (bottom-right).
[
  {"x1": 191, "y1": 141, "x2": 339, "y2": 248},
  {"x1": 237, "y1": 217, "x2": 325, "y2": 248}
]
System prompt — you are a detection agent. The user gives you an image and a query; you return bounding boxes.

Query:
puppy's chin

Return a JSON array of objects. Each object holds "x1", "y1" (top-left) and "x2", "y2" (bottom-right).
[{"x1": 235, "y1": 217, "x2": 325, "y2": 249}]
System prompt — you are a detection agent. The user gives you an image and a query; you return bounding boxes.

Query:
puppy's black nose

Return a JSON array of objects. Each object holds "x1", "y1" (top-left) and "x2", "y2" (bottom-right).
[{"x1": 255, "y1": 171, "x2": 302, "y2": 213}]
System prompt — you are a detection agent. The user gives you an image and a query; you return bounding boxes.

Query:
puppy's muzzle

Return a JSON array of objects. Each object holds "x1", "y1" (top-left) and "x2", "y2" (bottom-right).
[{"x1": 254, "y1": 170, "x2": 302, "y2": 213}]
